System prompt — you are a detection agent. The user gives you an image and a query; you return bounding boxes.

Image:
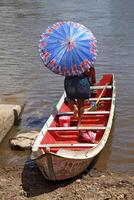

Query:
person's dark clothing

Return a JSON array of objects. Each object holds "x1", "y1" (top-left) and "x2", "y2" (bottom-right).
[{"x1": 64, "y1": 73, "x2": 91, "y2": 100}]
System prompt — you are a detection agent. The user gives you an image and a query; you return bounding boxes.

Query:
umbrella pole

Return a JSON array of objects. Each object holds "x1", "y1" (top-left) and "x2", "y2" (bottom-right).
[{"x1": 87, "y1": 83, "x2": 108, "y2": 111}]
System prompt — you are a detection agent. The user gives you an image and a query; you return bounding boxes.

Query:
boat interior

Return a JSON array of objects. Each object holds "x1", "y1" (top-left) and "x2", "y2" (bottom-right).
[{"x1": 39, "y1": 74, "x2": 114, "y2": 153}]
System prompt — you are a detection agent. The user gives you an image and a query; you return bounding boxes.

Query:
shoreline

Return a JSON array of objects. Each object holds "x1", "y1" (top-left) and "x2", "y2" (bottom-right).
[{"x1": 0, "y1": 164, "x2": 133, "y2": 200}]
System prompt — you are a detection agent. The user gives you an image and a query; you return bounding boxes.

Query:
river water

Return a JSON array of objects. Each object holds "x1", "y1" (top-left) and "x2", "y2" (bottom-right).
[{"x1": 0, "y1": 0, "x2": 134, "y2": 174}]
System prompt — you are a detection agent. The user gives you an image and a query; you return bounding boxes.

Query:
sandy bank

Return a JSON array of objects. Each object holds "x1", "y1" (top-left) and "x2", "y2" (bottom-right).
[{"x1": 0, "y1": 164, "x2": 133, "y2": 200}]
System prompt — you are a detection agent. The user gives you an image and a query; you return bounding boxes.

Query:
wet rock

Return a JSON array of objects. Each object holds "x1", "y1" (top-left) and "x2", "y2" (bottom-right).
[
  {"x1": 0, "y1": 104, "x2": 22, "y2": 143},
  {"x1": 9, "y1": 131, "x2": 39, "y2": 150}
]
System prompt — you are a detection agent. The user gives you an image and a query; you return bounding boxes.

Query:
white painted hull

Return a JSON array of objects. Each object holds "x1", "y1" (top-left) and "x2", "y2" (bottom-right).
[{"x1": 35, "y1": 153, "x2": 93, "y2": 180}]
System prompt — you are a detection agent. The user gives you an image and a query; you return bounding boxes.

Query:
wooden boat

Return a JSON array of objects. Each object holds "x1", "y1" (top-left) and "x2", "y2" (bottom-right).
[{"x1": 31, "y1": 74, "x2": 116, "y2": 180}]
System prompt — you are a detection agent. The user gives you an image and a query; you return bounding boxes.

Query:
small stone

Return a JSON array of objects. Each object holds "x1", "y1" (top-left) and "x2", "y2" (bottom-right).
[
  {"x1": 118, "y1": 193, "x2": 125, "y2": 199},
  {"x1": 82, "y1": 188, "x2": 86, "y2": 192},
  {"x1": 75, "y1": 179, "x2": 81, "y2": 184}
]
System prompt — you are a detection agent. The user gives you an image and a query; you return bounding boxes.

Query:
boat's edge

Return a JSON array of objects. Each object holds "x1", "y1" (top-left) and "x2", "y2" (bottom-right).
[
  {"x1": 85, "y1": 73, "x2": 116, "y2": 158},
  {"x1": 31, "y1": 92, "x2": 66, "y2": 153}
]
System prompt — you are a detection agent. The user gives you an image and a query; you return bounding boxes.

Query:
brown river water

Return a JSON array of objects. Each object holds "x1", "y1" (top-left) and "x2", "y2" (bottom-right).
[{"x1": 0, "y1": 0, "x2": 134, "y2": 174}]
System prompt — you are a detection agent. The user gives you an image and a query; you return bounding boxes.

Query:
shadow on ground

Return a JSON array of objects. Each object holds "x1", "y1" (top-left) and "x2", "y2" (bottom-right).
[
  {"x1": 21, "y1": 155, "x2": 99, "y2": 197},
  {"x1": 21, "y1": 162, "x2": 61, "y2": 197}
]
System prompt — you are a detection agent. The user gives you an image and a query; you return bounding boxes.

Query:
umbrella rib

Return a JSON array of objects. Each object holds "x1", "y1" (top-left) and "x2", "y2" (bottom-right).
[
  {"x1": 47, "y1": 32, "x2": 65, "y2": 41},
  {"x1": 73, "y1": 30, "x2": 88, "y2": 41},
  {"x1": 47, "y1": 45, "x2": 67, "y2": 66},
  {"x1": 74, "y1": 47, "x2": 89, "y2": 64},
  {"x1": 57, "y1": 48, "x2": 68, "y2": 66}
]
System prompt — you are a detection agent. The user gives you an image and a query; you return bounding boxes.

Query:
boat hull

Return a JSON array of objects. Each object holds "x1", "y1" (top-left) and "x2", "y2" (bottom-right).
[
  {"x1": 31, "y1": 74, "x2": 116, "y2": 181},
  {"x1": 35, "y1": 153, "x2": 93, "y2": 180}
]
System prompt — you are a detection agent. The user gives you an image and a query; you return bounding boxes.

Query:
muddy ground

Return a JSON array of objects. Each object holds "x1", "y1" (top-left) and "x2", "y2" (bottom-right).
[{"x1": 0, "y1": 163, "x2": 133, "y2": 200}]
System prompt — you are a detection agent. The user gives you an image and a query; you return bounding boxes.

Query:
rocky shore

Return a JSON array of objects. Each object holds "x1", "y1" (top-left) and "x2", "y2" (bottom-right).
[{"x1": 0, "y1": 164, "x2": 133, "y2": 200}]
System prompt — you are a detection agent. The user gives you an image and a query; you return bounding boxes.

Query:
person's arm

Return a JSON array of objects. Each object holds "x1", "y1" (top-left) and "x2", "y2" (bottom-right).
[
  {"x1": 90, "y1": 66, "x2": 96, "y2": 85},
  {"x1": 85, "y1": 66, "x2": 96, "y2": 85}
]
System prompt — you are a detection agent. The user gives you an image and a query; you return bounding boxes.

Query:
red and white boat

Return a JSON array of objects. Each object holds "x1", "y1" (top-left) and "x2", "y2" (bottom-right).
[{"x1": 31, "y1": 74, "x2": 116, "y2": 180}]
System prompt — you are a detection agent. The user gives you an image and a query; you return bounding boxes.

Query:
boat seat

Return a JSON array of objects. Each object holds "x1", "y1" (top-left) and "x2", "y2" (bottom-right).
[
  {"x1": 57, "y1": 111, "x2": 110, "y2": 116},
  {"x1": 89, "y1": 97, "x2": 112, "y2": 101},
  {"x1": 90, "y1": 85, "x2": 112, "y2": 90},
  {"x1": 48, "y1": 126, "x2": 106, "y2": 131},
  {"x1": 39, "y1": 143, "x2": 97, "y2": 153},
  {"x1": 39, "y1": 143, "x2": 97, "y2": 149}
]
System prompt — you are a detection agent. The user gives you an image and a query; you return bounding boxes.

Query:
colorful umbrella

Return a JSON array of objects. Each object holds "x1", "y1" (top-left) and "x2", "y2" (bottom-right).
[{"x1": 39, "y1": 21, "x2": 97, "y2": 76}]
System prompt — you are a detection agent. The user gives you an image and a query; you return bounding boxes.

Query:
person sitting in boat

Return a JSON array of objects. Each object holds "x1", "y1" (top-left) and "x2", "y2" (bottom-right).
[{"x1": 64, "y1": 65, "x2": 96, "y2": 126}]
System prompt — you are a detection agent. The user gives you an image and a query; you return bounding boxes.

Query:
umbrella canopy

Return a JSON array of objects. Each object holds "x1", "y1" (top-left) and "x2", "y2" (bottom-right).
[{"x1": 39, "y1": 21, "x2": 97, "y2": 76}]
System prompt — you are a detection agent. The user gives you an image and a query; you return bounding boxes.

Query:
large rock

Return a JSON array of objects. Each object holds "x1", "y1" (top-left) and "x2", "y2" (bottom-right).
[
  {"x1": 0, "y1": 104, "x2": 22, "y2": 143},
  {"x1": 9, "y1": 131, "x2": 39, "y2": 150}
]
